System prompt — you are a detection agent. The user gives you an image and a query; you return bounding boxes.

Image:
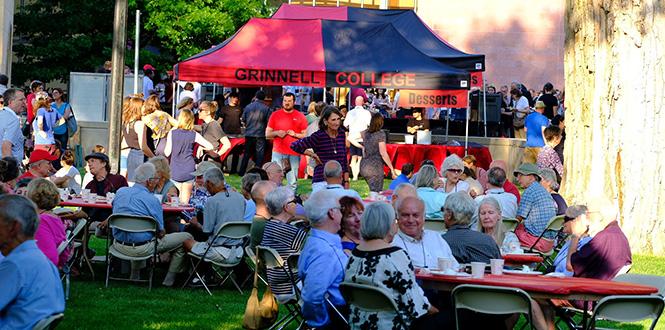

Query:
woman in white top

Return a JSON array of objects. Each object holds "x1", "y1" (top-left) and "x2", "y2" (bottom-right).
[
  {"x1": 510, "y1": 88, "x2": 530, "y2": 139},
  {"x1": 437, "y1": 154, "x2": 469, "y2": 194},
  {"x1": 51, "y1": 150, "x2": 82, "y2": 194},
  {"x1": 178, "y1": 82, "x2": 198, "y2": 109}
]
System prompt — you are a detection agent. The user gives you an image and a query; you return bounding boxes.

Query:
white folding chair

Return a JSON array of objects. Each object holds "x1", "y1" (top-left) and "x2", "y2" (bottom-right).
[
  {"x1": 339, "y1": 282, "x2": 410, "y2": 330},
  {"x1": 451, "y1": 284, "x2": 533, "y2": 330},
  {"x1": 182, "y1": 221, "x2": 251, "y2": 295},
  {"x1": 587, "y1": 295, "x2": 665, "y2": 330},
  {"x1": 105, "y1": 214, "x2": 160, "y2": 290},
  {"x1": 31, "y1": 313, "x2": 64, "y2": 330},
  {"x1": 502, "y1": 218, "x2": 520, "y2": 232},
  {"x1": 613, "y1": 274, "x2": 665, "y2": 297},
  {"x1": 57, "y1": 218, "x2": 87, "y2": 301}
]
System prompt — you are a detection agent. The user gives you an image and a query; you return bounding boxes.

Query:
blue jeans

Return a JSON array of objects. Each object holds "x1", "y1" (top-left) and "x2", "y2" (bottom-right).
[{"x1": 271, "y1": 151, "x2": 300, "y2": 192}]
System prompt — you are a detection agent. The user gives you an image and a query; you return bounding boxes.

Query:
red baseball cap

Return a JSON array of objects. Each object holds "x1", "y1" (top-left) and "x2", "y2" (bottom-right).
[
  {"x1": 143, "y1": 64, "x2": 156, "y2": 70},
  {"x1": 29, "y1": 149, "x2": 58, "y2": 164}
]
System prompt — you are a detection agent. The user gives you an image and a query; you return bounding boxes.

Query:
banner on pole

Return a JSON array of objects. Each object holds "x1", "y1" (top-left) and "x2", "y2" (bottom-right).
[
  {"x1": 399, "y1": 89, "x2": 468, "y2": 108},
  {"x1": 470, "y1": 71, "x2": 483, "y2": 87}
]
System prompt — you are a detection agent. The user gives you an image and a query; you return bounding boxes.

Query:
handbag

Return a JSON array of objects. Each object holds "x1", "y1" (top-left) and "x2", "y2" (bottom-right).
[
  {"x1": 66, "y1": 104, "x2": 78, "y2": 138},
  {"x1": 242, "y1": 248, "x2": 279, "y2": 330},
  {"x1": 281, "y1": 158, "x2": 292, "y2": 175},
  {"x1": 513, "y1": 111, "x2": 528, "y2": 129}
]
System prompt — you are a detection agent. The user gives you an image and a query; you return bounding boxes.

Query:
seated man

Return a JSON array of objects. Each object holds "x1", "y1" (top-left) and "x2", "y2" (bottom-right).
[
  {"x1": 489, "y1": 160, "x2": 521, "y2": 203},
  {"x1": 248, "y1": 180, "x2": 278, "y2": 250},
  {"x1": 442, "y1": 192, "x2": 502, "y2": 264},
  {"x1": 533, "y1": 196, "x2": 632, "y2": 330},
  {"x1": 391, "y1": 182, "x2": 418, "y2": 208},
  {"x1": 84, "y1": 152, "x2": 129, "y2": 236},
  {"x1": 183, "y1": 167, "x2": 246, "y2": 265},
  {"x1": 0, "y1": 195, "x2": 65, "y2": 329},
  {"x1": 548, "y1": 205, "x2": 592, "y2": 277},
  {"x1": 109, "y1": 163, "x2": 193, "y2": 286},
  {"x1": 316, "y1": 160, "x2": 362, "y2": 200},
  {"x1": 299, "y1": 190, "x2": 349, "y2": 329},
  {"x1": 471, "y1": 166, "x2": 518, "y2": 228},
  {"x1": 513, "y1": 163, "x2": 556, "y2": 251},
  {"x1": 17, "y1": 149, "x2": 57, "y2": 180},
  {"x1": 388, "y1": 163, "x2": 414, "y2": 190},
  {"x1": 391, "y1": 196, "x2": 459, "y2": 270}
]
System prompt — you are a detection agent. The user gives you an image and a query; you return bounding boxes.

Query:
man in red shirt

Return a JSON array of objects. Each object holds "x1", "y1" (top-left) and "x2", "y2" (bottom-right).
[
  {"x1": 17, "y1": 150, "x2": 56, "y2": 180},
  {"x1": 265, "y1": 92, "x2": 307, "y2": 192}
]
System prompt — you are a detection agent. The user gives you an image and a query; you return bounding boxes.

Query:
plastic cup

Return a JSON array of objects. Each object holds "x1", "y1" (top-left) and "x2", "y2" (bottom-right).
[
  {"x1": 438, "y1": 257, "x2": 454, "y2": 271},
  {"x1": 170, "y1": 196, "x2": 179, "y2": 206},
  {"x1": 405, "y1": 135, "x2": 414, "y2": 144},
  {"x1": 368, "y1": 191, "x2": 378, "y2": 200},
  {"x1": 490, "y1": 259, "x2": 505, "y2": 275},
  {"x1": 471, "y1": 262, "x2": 485, "y2": 279},
  {"x1": 81, "y1": 189, "x2": 91, "y2": 200},
  {"x1": 87, "y1": 195, "x2": 97, "y2": 204}
]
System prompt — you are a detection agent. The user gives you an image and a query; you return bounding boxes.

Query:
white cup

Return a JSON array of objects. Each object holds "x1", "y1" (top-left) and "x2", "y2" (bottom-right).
[
  {"x1": 471, "y1": 262, "x2": 485, "y2": 279},
  {"x1": 490, "y1": 259, "x2": 505, "y2": 275},
  {"x1": 81, "y1": 189, "x2": 91, "y2": 200},
  {"x1": 106, "y1": 193, "x2": 115, "y2": 205},
  {"x1": 87, "y1": 195, "x2": 97, "y2": 204},
  {"x1": 438, "y1": 257, "x2": 454, "y2": 271},
  {"x1": 170, "y1": 196, "x2": 179, "y2": 205},
  {"x1": 154, "y1": 194, "x2": 163, "y2": 203},
  {"x1": 58, "y1": 189, "x2": 68, "y2": 201},
  {"x1": 368, "y1": 191, "x2": 378, "y2": 200}
]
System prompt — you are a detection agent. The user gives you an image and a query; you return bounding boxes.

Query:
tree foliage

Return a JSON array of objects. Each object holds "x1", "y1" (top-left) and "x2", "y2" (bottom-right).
[{"x1": 12, "y1": 0, "x2": 270, "y2": 85}]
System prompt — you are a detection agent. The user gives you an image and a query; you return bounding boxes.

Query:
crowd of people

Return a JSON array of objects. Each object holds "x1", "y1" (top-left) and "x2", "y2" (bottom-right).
[{"x1": 0, "y1": 78, "x2": 631, "y2": 330}]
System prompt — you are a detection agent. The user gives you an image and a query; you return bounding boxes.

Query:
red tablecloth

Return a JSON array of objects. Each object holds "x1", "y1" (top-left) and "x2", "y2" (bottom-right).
[
  {"x1": 61, "y1": 197, "x2": 194, "y2": 212},
  {"x1": 385, "y1": 144, "x2": 492, "y2": 176},
  {"x1": 416, "y1": 273, "x2": 657, "y2": 298},
  {"x1": 503, "y1": 254, "x2": 543, "y2": 264}
]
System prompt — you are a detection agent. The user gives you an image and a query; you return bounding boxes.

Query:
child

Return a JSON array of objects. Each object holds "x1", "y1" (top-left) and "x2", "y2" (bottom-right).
[{"x1": 536, "y1": 125, "x2": 563, "y2": 181}]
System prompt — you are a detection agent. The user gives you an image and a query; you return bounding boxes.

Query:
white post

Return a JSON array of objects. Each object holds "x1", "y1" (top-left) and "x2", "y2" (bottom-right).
[
  {"x1": 465, "y1": 93, "x2": 469, "y2": 155},
  {"x1": 380, "y1": 0, "x2": 388, "y2": 9},
  {"x1": 133, "y1": 10, "x2": 140, "y2": 95},
  {"x1": 483, "y1": 72, "x2": 487, "y2": 137}
]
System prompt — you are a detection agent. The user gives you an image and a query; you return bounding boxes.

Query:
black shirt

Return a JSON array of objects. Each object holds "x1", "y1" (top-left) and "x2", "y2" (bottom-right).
[
  {"x1": 539, "y1": 93, "x2": 559, "y2": 119},
  {"x1": 407, "y1": 118, "x2": 430, "y2": 132},
  {"x1": 215, "y1": 104, "x2": 243, "y2": 135}
]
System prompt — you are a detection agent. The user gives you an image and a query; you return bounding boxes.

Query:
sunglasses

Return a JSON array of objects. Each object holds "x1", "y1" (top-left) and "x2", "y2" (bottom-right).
[
  {"x1": 563, "y1": 215, "x2": 575, "y2": 222},
  {"x1": 447, "y1": 169, "x2": 463, "y2": 173}
]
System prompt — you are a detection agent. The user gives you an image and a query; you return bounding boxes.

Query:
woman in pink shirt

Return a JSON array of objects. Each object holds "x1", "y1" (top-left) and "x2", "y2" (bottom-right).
[{"x1": 27, "y1": 178, "x2": 69, "y2": 267}]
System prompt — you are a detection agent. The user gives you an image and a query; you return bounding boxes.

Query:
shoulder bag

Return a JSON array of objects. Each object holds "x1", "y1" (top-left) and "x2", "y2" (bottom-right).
[
  {"x1": 66, "y1": 104, "x2": 78, "y2": 138},
  {"x1": 242, "y1": 247, "x2": 279, "y2": 330}
]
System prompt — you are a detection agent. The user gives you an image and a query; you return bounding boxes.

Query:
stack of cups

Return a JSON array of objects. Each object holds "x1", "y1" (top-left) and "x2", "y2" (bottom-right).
[
  {"x1": 471, "y1": 262, "x2": 485, "y2": 279},
  {"x1": 490, "y1": 259, "x2": 504, "y2": 275},
  {"x1": 438, "y1": 257, "x2": 454, "y2": 272}
]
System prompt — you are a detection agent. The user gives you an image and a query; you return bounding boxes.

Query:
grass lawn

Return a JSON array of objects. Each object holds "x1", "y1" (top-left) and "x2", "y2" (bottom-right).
[{"x1": 57, "y1": 174, "x2": 665, "y2": 329}]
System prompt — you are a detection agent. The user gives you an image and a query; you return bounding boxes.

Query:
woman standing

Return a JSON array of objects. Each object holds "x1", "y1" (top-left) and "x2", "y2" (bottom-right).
[
  {"x1": 27, "y1": 80, "x2": 44, "y2": 124},
  {"x1": 122, "y1": 97, "x2": 154, "y2": 182},
  {"x1": 197, "y1": 101, "x2": 231, "y2": 163},
  {"x1": 510, "y1": 88, "x2": 530, "y2": 139},
  {"x1": 349, "y1": 114, "x2": 397, "y2": 194},
  {"x1": 338, "y1": 196, "x2": 364, "y2": 256},
  {"x1": 291, "y1": 106, "x2": 350, "y2": 192},
  {"x1": 174, "y1": 96, "x2": 194, "y2": 119},
  {"x1": 142, "y1": 95, "x2": 177, "y2": 157},
  {"x1": 165, "y1": 109, "x2": 214, "y2": 204},
  {"x1": 477, "y1": 197, "x2": 506, "y2": 247},
  {"x1": 32, "y1": 91, "x2": 65, "y2": 154},
  {"x1": 437, "y1": 154, "x2": 469, "y2": 194},
  {"x1": 51, "y1": 88, "x2": 72, "y2": 149}
]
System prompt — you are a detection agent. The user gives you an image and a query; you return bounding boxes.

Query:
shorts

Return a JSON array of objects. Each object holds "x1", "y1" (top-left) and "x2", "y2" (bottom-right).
[{"x1": 349, "y1": 143, "x2": 363, "y2": 156}]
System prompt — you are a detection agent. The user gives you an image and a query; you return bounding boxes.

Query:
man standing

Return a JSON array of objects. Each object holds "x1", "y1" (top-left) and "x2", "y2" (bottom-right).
[
  {"x1": 142, "y1": 67, "x2": 156, "y2": 100},
  {"x1": 513, "y1": 163, "x2": 556, "y2": 251},
  {"x1": 442, "y1": 193, "x2": 502, "y2": 264},
  {"x1": 266, "y1": 92, "x2": 308, "y2": 192},
  {"x1": 0, "y1": 88, "x2": 27, "y2": 161},
  {"x1": 317, "y1": 160, "x2": 362, "y2": 200},
  {"x1": 343, "y1": 96, "x2": 371, "y2": 181},
  {"x1": 299, "y1": 189, "x2": 349, "y2": 329},
  {"x1": 239, "y1": 90, "x2": 271, "y2": 175},
  {"x1": 391, "y1": 196, "x2": 459, "y2": 269},
  {"x1": 523, "y1": 100, "x2": 549, "y2": 164},
  {"x1": 215, "y1": 91, "x2": 244, "y2": 174},
  {"x1": 110, "y1": 163, "x2": 193, "y2": 286},
  {"x1": 17, "y1": 150, "x2": 56, "y2": 180},
  {"x1": 0, "y1": 195, "x2": 65, "y2": 329},
  {"x1": 248, "y1": 180, "x2": 278, "y2": 250}
]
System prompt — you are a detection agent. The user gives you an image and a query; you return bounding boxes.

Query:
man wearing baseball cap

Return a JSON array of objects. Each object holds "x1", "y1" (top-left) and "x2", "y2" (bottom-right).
[
  {"x1": 142, "y1": 66, "x2": 156, "y2": 100},
  {"x1": 17, "y1": 150, "x2": 57, "y2": 180},
  {"x1": 143, "y1": 64, "x2": 156, "y2": 71},
  {"x1": 513, "y1": 162, "x2": 557, "y2": 252},
  {"x1": 523, "y1": 100, "x2": 549, "y2": 163}
]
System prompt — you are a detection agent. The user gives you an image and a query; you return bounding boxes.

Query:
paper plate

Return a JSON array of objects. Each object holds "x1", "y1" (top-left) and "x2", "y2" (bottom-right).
[{"x1": 503, "y1": 270, "x2": 542, "y2": 276}]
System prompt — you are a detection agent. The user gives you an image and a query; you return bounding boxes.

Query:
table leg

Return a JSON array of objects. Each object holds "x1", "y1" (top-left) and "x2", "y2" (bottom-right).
[{"x1": 581, "y1": 301, "x2": 589, "y2": 330}]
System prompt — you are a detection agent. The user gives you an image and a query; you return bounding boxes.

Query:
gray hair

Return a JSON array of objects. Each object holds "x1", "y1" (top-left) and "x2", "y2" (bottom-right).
[
  {"x1": 392, "y1": 182, "x2": 417, "y2": 201},
  {"x1": 538, "y1": 168, "x2": 558, "y2": 190},
  {"x1": 241, "y1": 173, "x2": 262, "y2": 193},
  {"x1": 511, "y1": 81, "x2": 522, "y2": 89},
  {"x1": 265, "y1": 186, "x2": 294, "y2": 216},
  {"x1": 324, "y1": 160, "x2": 342, "y2": 179},
  {"x1": 134, "y1": 162, "x2": 156, "y2": 183},
  {"x1": 440, "y1": 154, "x2": 464, "y2": 175},
  {"x1": 360, "y1": 202, "x2": 396, "y2": 240},
  {"x1": 415, "y1": 165, "x2": 438, "y2": 189},
  {"x1": 0, "y1": 195, "x2": 40, "y2": 237},
  {"x1": 305, "y1": 189, "x2": 339, "y2": 227},
  {"x1": 567, "y1": 204, "x2": 588, "y2": 219},
  {"x1": 203, "y1": 167, "x2": 225, "y2": 187},
  {"x1": 478, "y1": 196, "x2": 502, "y2": 214},
  {"x1": 443, "y1": 192, "x2": 476, "y2": 226},
  {"x1": 3, "y1": 88, "x2": 24, "y2": 103},
  {"x1": 487, "y1": 167, "x2": 507, "y2": 187}
]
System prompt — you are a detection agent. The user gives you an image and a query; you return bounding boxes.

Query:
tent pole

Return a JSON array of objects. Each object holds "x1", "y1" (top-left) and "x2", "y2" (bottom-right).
[
  {"x1": 483, "y1": 72, "x2": 487, "y2": 137},
  {"x1": 465, "y1": 93, "x2": 469, "y2": 155},
  {"x1": 445, "y1": 108, "x2": 450, "y2": 142}
]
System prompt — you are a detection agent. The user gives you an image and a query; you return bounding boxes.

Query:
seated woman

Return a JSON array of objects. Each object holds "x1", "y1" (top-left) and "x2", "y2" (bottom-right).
[
  {"x1": 461, "y1": 166, "x2": 483, "y2": 198},
  {"x1": 51, "y1": 150, "x2": 82, "y2": 194},
  {"x1": 344, "y1": 202, "x2": 453, "y2": 329},
  {"x1": 539, "y1": 168, "x2": 568, "y2": 215},
  {"x1": 338, "y1": 196, "x2": 364, "y2": 256},
  {"x1": 261, "y1": 186, "x2": 308, "y2": 303},
  {"x1": 14, "y1": 177, "x2": 34, "y2": 196},
  {"x1": 148, "y1": 156, "x2": 181, "y2": 233},
  {"x1": 463, "y1": 155, "x2": 488, "y2": 191},
  {"x1": 26, "y1": 178, "x2": 69, "y2": 267},
  {"x1": 476, "y1": 197, "x2": 507, "y2": 247},
  {"x1": 437, "y1": 154, "x2": 470, "y2": 194},
  {"x1": 182, "y1": 161, "x2": 218, "y2": 241},
  {"x1": 415, "y1": 165, "x2": 447, "y2": 218},
  {"x1": 0, "y1": 156, "x2": 20, "y2": 194},
  {"x1": 241, "y1": 173, "x2": 262, "y2": 222}
]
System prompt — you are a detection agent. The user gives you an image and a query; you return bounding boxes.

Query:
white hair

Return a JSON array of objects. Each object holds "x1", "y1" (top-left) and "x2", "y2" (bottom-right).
[
  {"x1": 265, "y1": 187, "x2": 293, "y2": 216},
  {"x1": 134, "y1": 163, "x2": 156, "y2": 183},
  {"x1": 305, "y1": 189, "x2": 339, "y2": 227}
]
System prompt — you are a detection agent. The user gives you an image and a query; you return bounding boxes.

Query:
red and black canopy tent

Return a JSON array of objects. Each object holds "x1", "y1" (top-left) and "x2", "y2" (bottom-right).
[{"x1": 174, "y1": 17, "x2": 470, "y2": 108}]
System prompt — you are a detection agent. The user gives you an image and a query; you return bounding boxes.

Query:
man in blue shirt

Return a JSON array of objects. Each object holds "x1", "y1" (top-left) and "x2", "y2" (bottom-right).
[
  {"x1": 0, "y1": 195, "x2": 65, "y2": 330},
  {"x1": 299, "y1": 190, "x2": 349, "y2": 329},
  {"x1": 523, "y1": 100, "x2": 549, "y2": 164},
  {"x1": 110, "y1": 162, "x2": 193, "y2": 286},
  {"x1": 550, "y1": 205, "x2": 592, "y2": 276},
  {"x1": 388, "y1": 163, "x2": 414, "y2": 190},
  {"x1": 513, "y1": 163, "x2": 557, "y2": 252},
  {"x1": 0, "y1": 89, "x2": 27, "y2": 161}
]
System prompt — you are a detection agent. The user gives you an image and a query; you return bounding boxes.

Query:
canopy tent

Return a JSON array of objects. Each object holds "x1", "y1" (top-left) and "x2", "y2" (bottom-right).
[
  {"x1": 174, "y1": 18, "x2": 470, "y2": 91},
  {"x1": 271, "y1": 4, "x2": 485, "y2": 72}
]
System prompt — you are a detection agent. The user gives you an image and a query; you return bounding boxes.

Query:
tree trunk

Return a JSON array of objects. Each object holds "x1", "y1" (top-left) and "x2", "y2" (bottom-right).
[{"x1": 562, "y1": 0, "x2": 665, "y2": 254}]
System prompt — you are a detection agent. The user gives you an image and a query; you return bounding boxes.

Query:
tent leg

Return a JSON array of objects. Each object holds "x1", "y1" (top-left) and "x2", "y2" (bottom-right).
[
  {"x1": 445, "y1": 108, "x2": 450, "y2": 142},
  {"x1": 483, "y1": 72, "x2": 487, "y2": 137},
  {"x1": 465, "y1": 99, "x2": 469, "y2": 155}
]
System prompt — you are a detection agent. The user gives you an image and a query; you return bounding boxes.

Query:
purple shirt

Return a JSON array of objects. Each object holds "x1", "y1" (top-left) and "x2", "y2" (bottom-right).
[
  {"x1": 34, "y1": 214, "x2": 69, "y2": 267},
  {"x1": 571, "y1": 221, "x2": 632, "y2": 281}
]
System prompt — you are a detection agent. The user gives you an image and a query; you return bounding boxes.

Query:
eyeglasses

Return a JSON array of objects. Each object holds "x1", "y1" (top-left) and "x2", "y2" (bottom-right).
[
  {"x1": 446, "y1": 169, "x2": 463, "y2": 173},
  {"x1": 149, "y1": 177, "x2": 160, "y2": 181},
  {"x1": 332, "y1": 206, "x2": 345, "y2": 213},
  {"x1": 287, "y1": 199, "x2": 298, "y2": 205}
]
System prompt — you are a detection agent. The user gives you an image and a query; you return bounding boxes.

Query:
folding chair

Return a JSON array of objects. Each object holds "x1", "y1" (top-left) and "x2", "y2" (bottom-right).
[
  {"x1": 339, "y1": 282, "x2": 410, "y2": 330},
  {"x1": 182, "y1": 221, "x2": 251, "y2": 295},
  {"x1": 57, "y1": 219, "x2": 87, "y2": 301},
  {"x1": 256, "y1": 246, "x2": 304, "y2": 330},
  {"x1": 587, "y1": 295, "x2": 665, "y2": 330},
  {"x1": 451, "y1": 284, "x2": 533, "y2": 330},
  {"x1": 287, "y1": 253, "x2": 348, "y2": 326},
  {"x1": 525, "y1": 215, "x2": 565, "y2": 270},
  {"x1": 424, "y1": 218, "x2": 448, "y2": 233},
  {"x1": 105, "y1": 214, "x2": 160, "y2": 290},
  {"x1": 32, "y1": 313, "x2": 64, "y2": 330},
  {"x1": 243, "y1": 245, "x2": 268, "y2": 287},
  {"x1": 613, "y1": 274, "x2": 665, "y2": 297},
  {"x1": 502, "y1": 218, "x2": 520, "y2": 232}
]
